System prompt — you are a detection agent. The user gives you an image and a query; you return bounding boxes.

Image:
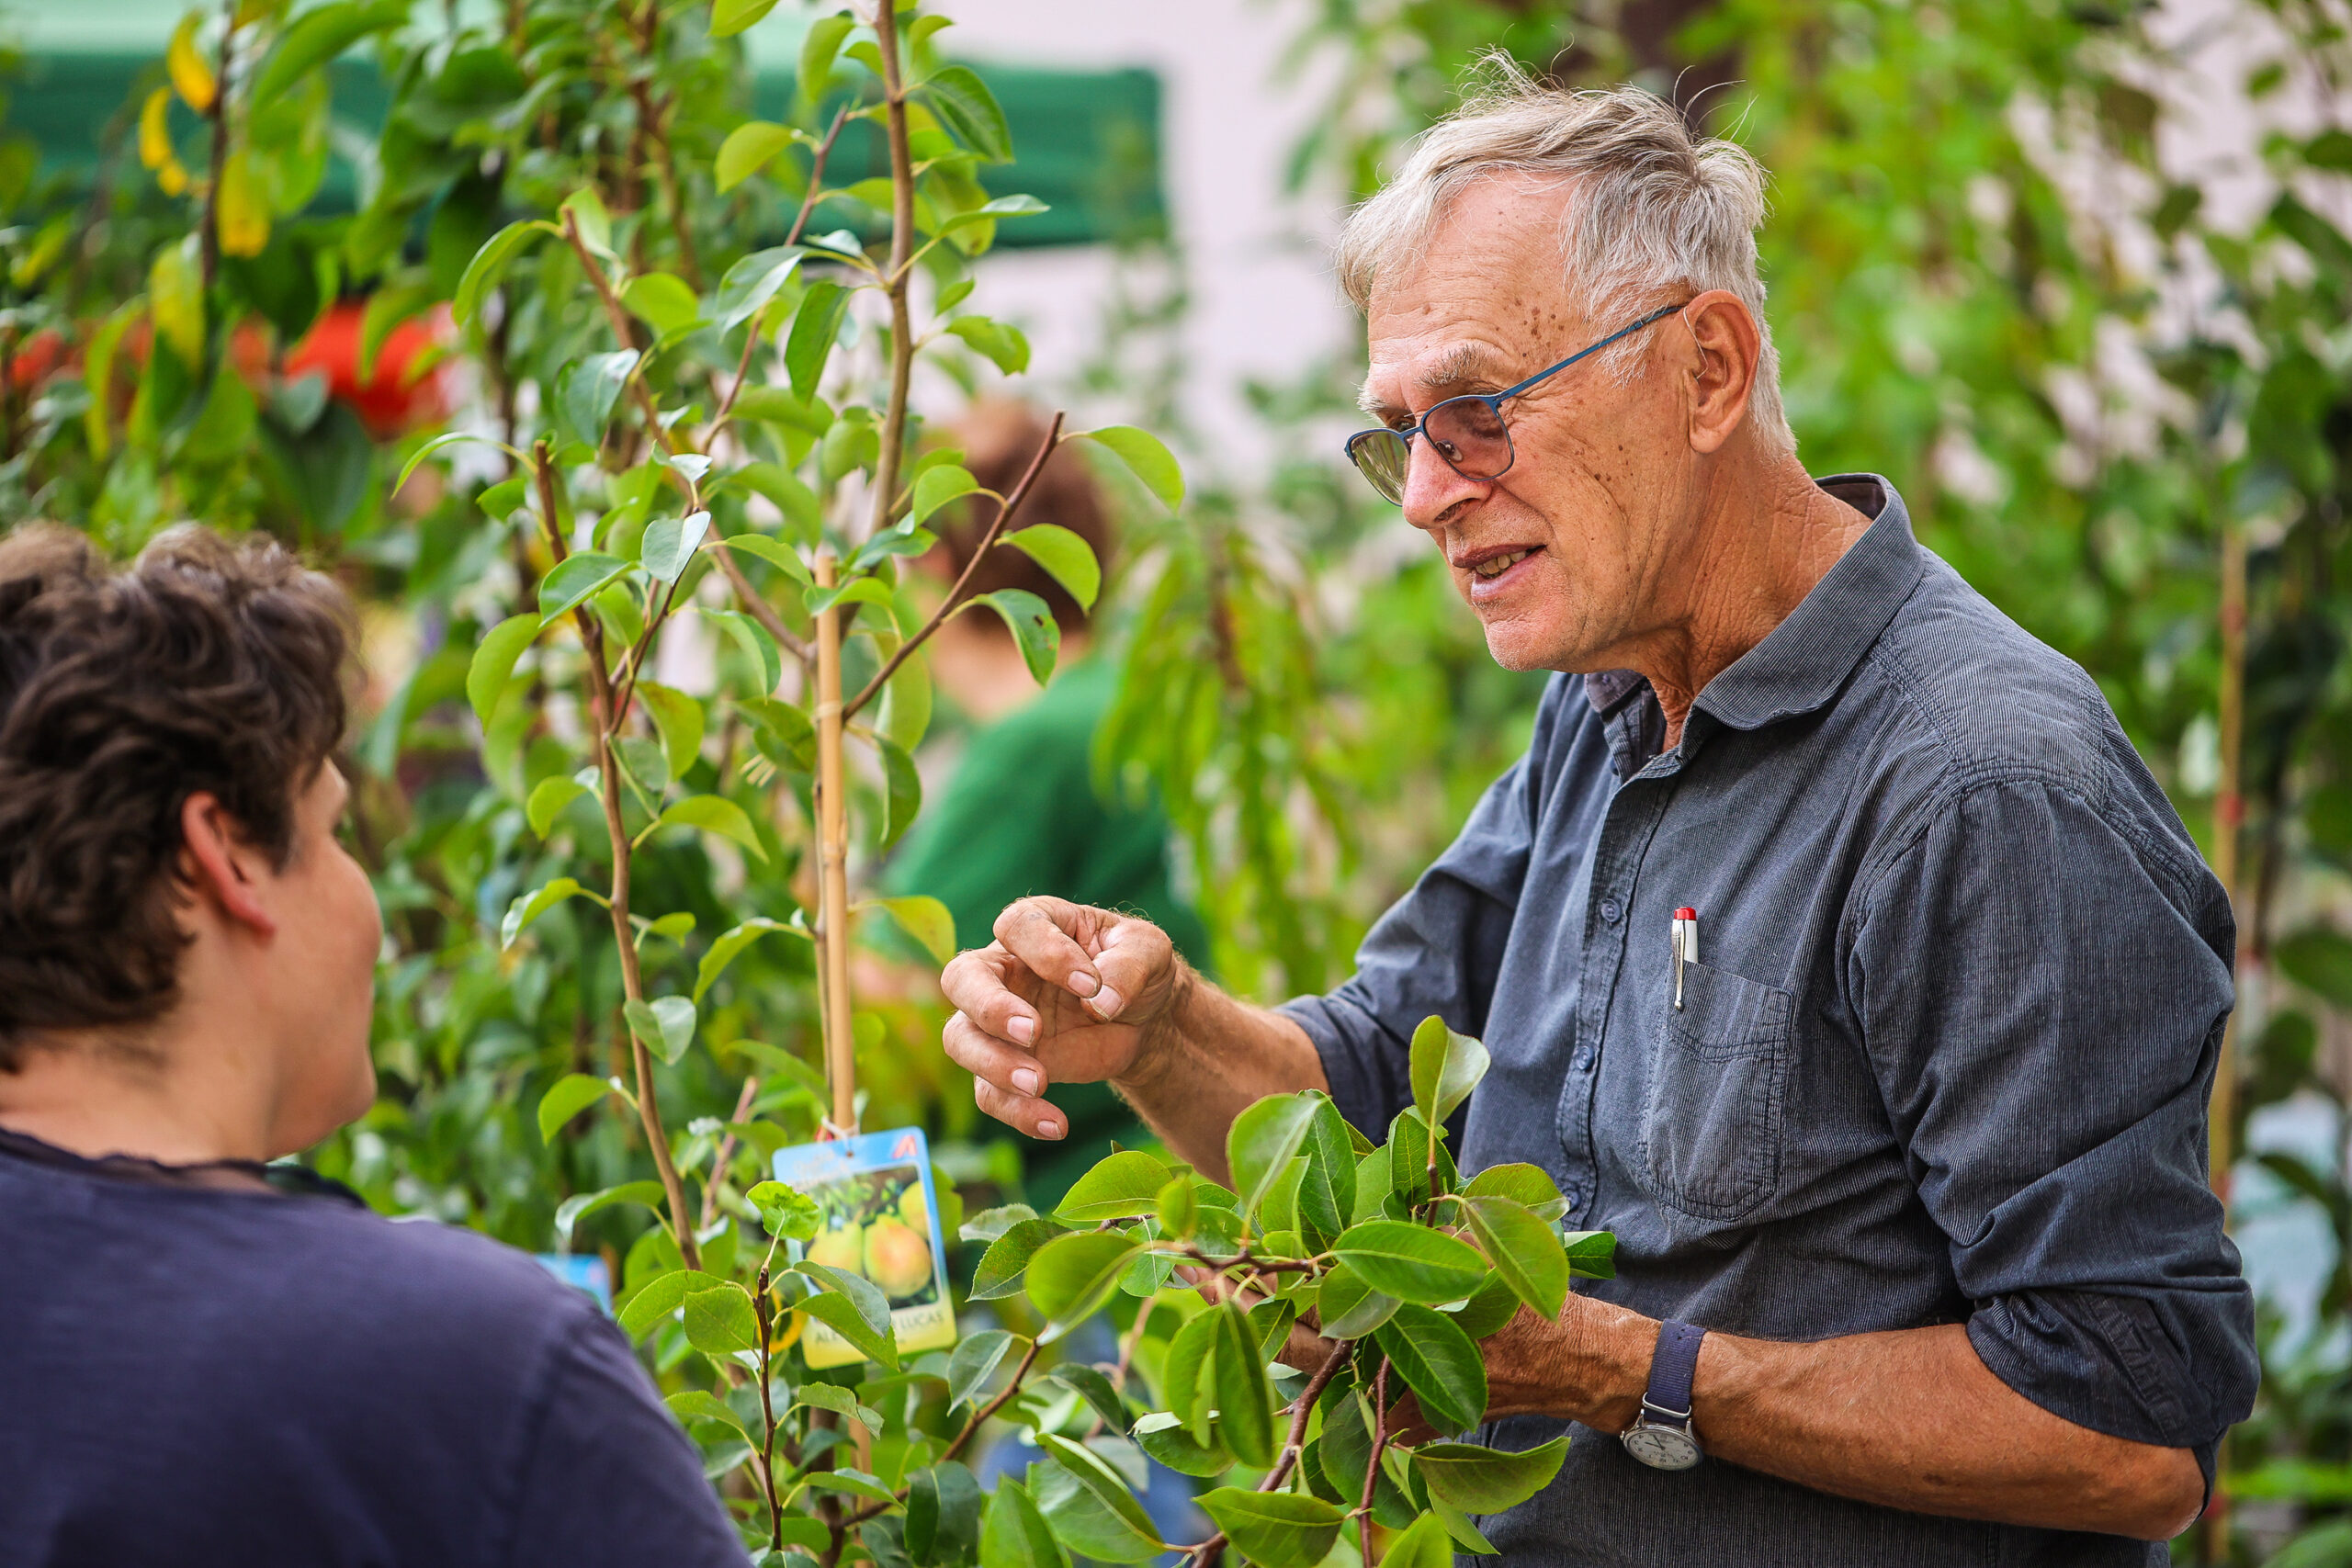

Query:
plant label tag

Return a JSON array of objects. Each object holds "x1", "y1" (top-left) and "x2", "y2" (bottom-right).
[{"x1": 772, "y1": 1126, "x2": 958, "y2": 1369}]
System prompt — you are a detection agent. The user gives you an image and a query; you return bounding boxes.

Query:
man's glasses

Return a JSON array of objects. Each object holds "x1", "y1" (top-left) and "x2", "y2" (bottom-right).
[{"x1": 1343, "y1": 300, "x2": 1692, "y2": 505}]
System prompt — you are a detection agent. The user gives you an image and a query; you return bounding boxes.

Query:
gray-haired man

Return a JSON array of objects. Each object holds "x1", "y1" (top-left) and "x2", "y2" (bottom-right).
[{"x1": 938, "y1": 71, "x2": 2253, "y2": 1564}]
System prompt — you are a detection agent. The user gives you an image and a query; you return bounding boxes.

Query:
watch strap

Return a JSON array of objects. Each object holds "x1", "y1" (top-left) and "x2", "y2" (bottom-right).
[{"x1": 1645, "y1": 1319, "x2": 1705, "y2": 1425}]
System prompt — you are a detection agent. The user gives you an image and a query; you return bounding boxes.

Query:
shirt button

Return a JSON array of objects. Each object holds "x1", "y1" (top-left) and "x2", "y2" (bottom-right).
[
  {"x1": 1574, "y1": 1047, "x2": 1596, "y2": 1070},
  {"x1": 1600, "y1": 897, "x2": 1623, "y2": 923}
]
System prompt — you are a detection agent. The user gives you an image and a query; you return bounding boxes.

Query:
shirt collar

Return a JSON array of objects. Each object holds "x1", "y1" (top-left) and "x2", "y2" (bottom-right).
[{"x1": 1580, "y1": 474, "x2": 1923, "y2": 732}]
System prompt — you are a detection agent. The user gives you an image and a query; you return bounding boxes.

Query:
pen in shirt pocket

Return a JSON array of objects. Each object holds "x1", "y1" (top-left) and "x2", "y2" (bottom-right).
[{"x1": 1672, "y1": 907, "x2": 1698, "y2": 1009}]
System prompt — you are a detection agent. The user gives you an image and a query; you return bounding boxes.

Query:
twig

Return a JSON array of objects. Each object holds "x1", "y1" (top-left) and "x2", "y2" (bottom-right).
[
  {"x1": 711, "y1": 99, "x2": 852, "y2": 433},
  {"x1": 754, "y1": 1268, "x2": 785, "y2": 1551},
  {"x1": 560, "y1": 206, "x2": 688, "y2": 461},
  {"x1": 630, "y1": 74, "x2": 703, "y2": 291},
  {"x1": 533, "y1": 443, "x2": 701, "y2": 1274},
  {"x1": 699, "y1": 1074, "x2": 763, "y2": 1230},
  {"x1": 197, "y1": 0, "x2": 237, "y2": 293},
  {"x1": 838, "y1": 1335, "x2": 1044, "y2": 1531},
  {"x1": 1186, "y1": 1341, "x2": 1353, "y2": 1568},
  {"x1": 712, "y1": 547, "x2": 814, "y2": 664},
  {"x1": 1358, "y1": 1358, "x2": 1391, "y2": 1567},
  {"x1": 841, "y1": 411, "x2": 1066, "y2": 721},
  {"x1": 863, "y1": 0, "x2": 918, "y2": 548}
]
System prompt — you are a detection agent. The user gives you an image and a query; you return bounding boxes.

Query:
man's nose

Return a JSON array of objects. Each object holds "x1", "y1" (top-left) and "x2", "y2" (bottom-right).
[{"x1": 1399, "y1": 435, "x2": 1489, "y2": 531}]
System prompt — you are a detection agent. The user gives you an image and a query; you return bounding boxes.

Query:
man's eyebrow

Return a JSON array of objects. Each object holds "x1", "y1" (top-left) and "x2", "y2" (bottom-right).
[{"x1": 1358, "y1": 344, "x2": 1516, "y2": 418}]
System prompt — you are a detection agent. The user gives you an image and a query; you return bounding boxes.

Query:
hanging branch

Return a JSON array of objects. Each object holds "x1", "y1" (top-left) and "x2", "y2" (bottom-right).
[{"x1": 842, "y1": 411, "x2": 1065, "y2": 721}]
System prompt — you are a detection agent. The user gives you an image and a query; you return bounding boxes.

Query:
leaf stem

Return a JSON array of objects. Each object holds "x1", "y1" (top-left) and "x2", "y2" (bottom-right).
[{"x1": 842, "y1": 411, "x2": 1065, "y2": 721}]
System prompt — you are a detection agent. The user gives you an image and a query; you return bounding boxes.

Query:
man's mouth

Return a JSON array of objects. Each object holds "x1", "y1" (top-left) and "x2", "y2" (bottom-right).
[{"x1": 1455, "y1": 545, "x2": 1543, "y2": 581}]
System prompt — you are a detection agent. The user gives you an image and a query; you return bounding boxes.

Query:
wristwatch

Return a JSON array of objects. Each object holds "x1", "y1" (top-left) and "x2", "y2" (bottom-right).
[{"x1": 1620, "y1": 1319, "x2": 1705, "y2": 1471}]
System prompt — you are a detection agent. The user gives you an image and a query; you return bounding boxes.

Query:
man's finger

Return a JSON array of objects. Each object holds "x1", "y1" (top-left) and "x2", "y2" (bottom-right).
[
  {"x1": 994, "y1": 897, "x2": 1105, "y2": 1003},
  {"x1": 1082, "y1": 916, "x2": 1170, "y2": 1022},
  {"x1": 939, "y1": 946, "x2": 1044, "y2": 1046},
  {"x1": 943, "y1": 1010, "x2": 1057, "y2": 1104},
  {"x1": 974, "y1": 1074, "x2": 1065, "y2": 1140}
]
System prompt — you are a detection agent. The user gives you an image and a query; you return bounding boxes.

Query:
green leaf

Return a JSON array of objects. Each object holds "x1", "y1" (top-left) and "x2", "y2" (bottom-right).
[
  {"x1": 797, "y1": 1258, "x2": 893, "y2": 1337},
  {"x1": 881, "y1": 656, "x2": 933, "y2": 751},
  {"x1": 1072, "y1": 425, "x2": 1183, "y2": 512},
  {"x1": 706, "y1": 610, "x2": 783, "y2": 695},
  {"x1": 1460, "y1": 1194, "x2": 1567, "y2": 1318},
  {"x1": 2277, "y1": 926, "x2": 2352, "y2": 1010},
  {"x1": 714, "y1": 531, "x2": 812, "y2": 584},
  {"x1": 1054, "y1": 1150, "x2": 1170, "y2": 1223},
  {"x1": 980, "y1": 1478, "x2": 1069, "y2": 1568},
  {"x1": 732, "y1": 457, "x2": 829, "y2": 546},
  {"x1": 1413, "y1": 1435, "x2": 1569, "y2": 1513},
  {"x1": 786, "y1": 280, "x2": 853, "y2": 400},
  {"x1": 910, "y1": 463, "x2": 980, "y2": 525},
  {"x1": 636, "y1": 682, "x2": 706, "y2": 778},
  {"x1": 624, "y1": 996, "x2": 697, "y2": 1066},
  {"x1": 1333, "y1": 1220, "x2": 1487, "y2": 1305},
  {"x1": 1024, "y1": 1231, "x2": 1143, "y2": 1339},
  {"x1": 1196, "y1": 1490, "x2": 1343, "y2": 1568},
  {"x1": 616, "y1": 734, "x2": 671, "y2": 797},
  {"x1": 970, "y1": 1217, "x2": 1069, "y2": 1301},
  {"x1": 1375, "y1": 1304, "x2": 1486, "y2": 1435},
  {"x1": 944, "y1": 315, "x2": 1030, "y2": 375},
  {"x1": 710, "y1": 0, "x2": 781, "y2": 39},
  {"x1": 1001, "y1": 525, "x2": 1100, "y2": 612},
  {"x1": 503, "y1": 877, "x2": 587, "y2": 946},
  {"x1": 1379, "y1": 1511, "x2": 1458, "y2": 1568},
  {"x1": 924, "y1": 65, "x2": 1012, "y2": 162},
  {"x1": 453, "y1": 220, "x2": 555, "y2": 330},
  {"x1": 797, "y1": 1286, "x2": 900, "y2": 1369},
  {"x1": 806, "y1": 1469, "x2": 898, "y2": 1505},
  {"x1": 640, "y1": 511, "x2": 713, "y2": 583},
  {"x1": 1565, "y1": 1229, "x2": 1617, "y2": 1280},
  {"x1": 561, "y1": 349, "x2": 639, "y2": 445},
  {"x1": 396, "y1": 430, "x2": 514, "y2": 495},
  {"x1": 665, "y1": 1387, "x2": 752, "y2": 1438},
  {"x1": 745, "y1": 1179, "x2": 822, "y2": 1240},
  {"x1": 1409, "y1": 1014, "x2": 1488, "y2": 1130},
  {"x1": 1160, "y1": 1309, "x2": 1221, "y2": 1441},
  {"x1": 1130, "y1": 1412, "x2": 1232, "y2": 1478},
  {"x1": 1037, "y1": 1435, "x2": 1159, "y2": 1547},
  {"x1": 934, "y1": 194, "x2": 1050, "y2": 234},
  {"x1": 537, "y1": 1073, "x2": 611, "y2": 1143},
  {"x1": 561, "y1": 187, "x2": 615, "y2": 259},
  {"x1": 1428, "y1": 1489, "x2": 1498, "y2": 1554},
  {"x1": 1227, "y1": 1092, "x2": 1320, "y2": 1223},
  {"x1": 717, "y1": 119, "x2": 794, "y2": 190},
  {"x1": 1155, "y1": 1176, "x2": 1197, "y2": 1238},
  {"x1": 150, "y1": 235, "x2": 204, "y2": 365},
  {"x1": 1211, "y1": 1301, "x2": 1275, "y2": 1468},
  {"x1": 1296, "y1": 1097, "x2": 1355, "y2": 1249},
  {"x1": 798, "y1": 11, "x2": 854, "y2": 100},
  {"x1": 1451, "y1": 1273, "x2": 1521, "y2": 1339},
  {"x1": 537, "y1": 551, "x2": 630, "y2": 626},
  {"x1": 714, "y1": 245, "x2": 807, "y2": 331},
  {"x1": 877, "y1": 734, "x2": 922, "y2": 851},
  {"x1": 466, "y1": 613, "x2": 540, "y2": 726},
  {"x1": 906, "y1": 1462, "x2": 984, "y2": 1567},
  {"x1": 682, "y1": 1283, "x2": 762, "y2": 1357},
  {"x1": 252, "y1": 0, "x2": 407, "y2": 104},
  {"x1": 804, "y1": 576, "x2": 897, "y2": 618},
  {"x1": 616, "y1": 1267, "x2": 729, "y2": 1337},
  {"x1": 947, "y1": 1327, "x2": 1023, "y2": 1410},
  {"x1": 554, "y1": 1178, "x2": 668, "y2": 1244},
  {"x1": 1462, "y1": 1163, "x2": 1568, "y2": 1223},
  {"x1": 620, "y1": 271, "x2": 702, "y2": 338},
  {"x1": 656, "y1": 795, "x2": 769, "y2": 863},
  {"x1": 695, "y1": 916, "x2": 808, "y2": 1002},
  {"x1": 970, "y1": 590, "x2": 1058, "y2": 685},
  {"x1": 875, "y1": 895, "x2": 956, "y2": 965},
  {"x1": 1316, "y1": 1260, "x2": 1399, "y2": 1338}
]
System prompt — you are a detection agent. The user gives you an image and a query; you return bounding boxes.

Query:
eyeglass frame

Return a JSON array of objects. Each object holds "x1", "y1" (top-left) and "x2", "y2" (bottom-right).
[{"x1": 1342, "y1": 299, "x2": 1695, "y2": 502}]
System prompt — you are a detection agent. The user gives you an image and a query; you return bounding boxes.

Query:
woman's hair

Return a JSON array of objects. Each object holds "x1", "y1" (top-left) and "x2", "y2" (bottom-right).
[
  {"x1": 0, "y1": 525, "x2": 353, "y2": 1068},
  {"x1": 929, "y1": 400, "x2": 1115, "y2": 635}
]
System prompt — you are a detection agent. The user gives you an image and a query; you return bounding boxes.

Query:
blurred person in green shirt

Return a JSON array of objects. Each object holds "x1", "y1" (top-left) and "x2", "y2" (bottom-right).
[{"x1": 886, "y1": 401, "x2": 1210, "y2": 1209}]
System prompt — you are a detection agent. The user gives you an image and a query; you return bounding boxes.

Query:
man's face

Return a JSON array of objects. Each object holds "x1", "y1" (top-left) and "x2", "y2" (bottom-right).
[
  {"x1": 1361, "y1": 175, "x2": 1696, "y2": 673},
  {"x1": 263, "y1": 763, "x2": 380, "y2": 1153}
]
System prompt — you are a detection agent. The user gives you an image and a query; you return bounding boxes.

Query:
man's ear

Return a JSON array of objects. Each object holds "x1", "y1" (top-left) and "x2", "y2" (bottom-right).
[
  {"x1": 1678, "y1": 290, "x2": 1763, "y2": 457},
  {"x1": 178, "y1": 793, "x2": 279, "y2": 939}
]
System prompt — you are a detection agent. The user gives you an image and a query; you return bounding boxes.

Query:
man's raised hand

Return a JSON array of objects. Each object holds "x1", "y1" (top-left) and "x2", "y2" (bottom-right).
[{"x1": 937, "y1": 896, "x2": 1182, "y2": 1139}]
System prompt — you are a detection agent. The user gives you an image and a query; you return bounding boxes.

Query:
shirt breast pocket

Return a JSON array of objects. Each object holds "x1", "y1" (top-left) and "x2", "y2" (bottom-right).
[{"x1": 1638, "y1": 960, "x2": 1794, "y2": 1224}]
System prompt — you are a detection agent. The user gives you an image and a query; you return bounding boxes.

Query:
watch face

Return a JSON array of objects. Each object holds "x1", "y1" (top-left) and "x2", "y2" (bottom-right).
[{"x1": 1621, "y1": 1422, "x2": 1702, "y2": 1471}]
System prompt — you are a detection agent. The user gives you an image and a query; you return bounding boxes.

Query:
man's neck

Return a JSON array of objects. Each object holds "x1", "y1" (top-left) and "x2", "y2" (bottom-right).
[
  {"x1": 1637, "y1": 453, "x2": 1876, "y2": 748},
  {"x1": 0, "y1": 1026, "x2": 273, "y2": 1165}
]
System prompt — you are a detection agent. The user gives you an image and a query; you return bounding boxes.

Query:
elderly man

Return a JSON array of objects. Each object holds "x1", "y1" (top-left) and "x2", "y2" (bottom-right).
[{"x1": 939, "y1": 73, "x2": 2254, "y2": 1564}]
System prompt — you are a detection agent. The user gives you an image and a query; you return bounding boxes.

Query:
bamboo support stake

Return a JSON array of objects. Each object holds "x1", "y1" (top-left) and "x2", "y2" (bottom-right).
[
  {"x1": 812, "y1": 552, "x2": 858, "y2": 1136},
  {"x1": 2200, "y1": 512, "x2": 2247, "y2": 1568}
]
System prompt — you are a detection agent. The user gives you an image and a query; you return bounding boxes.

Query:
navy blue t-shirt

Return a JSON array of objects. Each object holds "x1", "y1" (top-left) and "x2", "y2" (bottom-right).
[{"x1": 0, "y1": 1128, "x2": 747, "y2": 1568}]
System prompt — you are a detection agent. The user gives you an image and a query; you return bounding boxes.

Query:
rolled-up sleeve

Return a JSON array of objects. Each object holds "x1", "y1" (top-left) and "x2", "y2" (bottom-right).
[
  {"x1": 1281, "y1": 682, "x2": 1562, "y2": 1140},
  {"x1": 1849, "y1": 775, "x2": 2256, "y2": 1463}
]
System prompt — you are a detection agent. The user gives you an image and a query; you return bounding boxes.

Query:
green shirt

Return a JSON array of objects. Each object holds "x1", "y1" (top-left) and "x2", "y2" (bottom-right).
[{"x1": 887, "y1": 658, "x2": 1209, "y2": 1207}]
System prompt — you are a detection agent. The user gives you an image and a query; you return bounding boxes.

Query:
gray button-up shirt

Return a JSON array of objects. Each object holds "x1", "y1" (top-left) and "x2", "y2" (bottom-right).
[{"x1": 1283, "y1": 477, "x2": 2256, "y2": 1567}]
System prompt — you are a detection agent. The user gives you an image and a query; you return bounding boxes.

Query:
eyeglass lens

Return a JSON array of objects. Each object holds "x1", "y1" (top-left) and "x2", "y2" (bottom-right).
[{"x1": 1346, "y1": 394, "x2": 1516, "y2": 504}]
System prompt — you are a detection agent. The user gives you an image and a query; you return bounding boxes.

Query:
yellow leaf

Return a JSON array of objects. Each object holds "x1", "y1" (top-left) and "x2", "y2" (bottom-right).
[
  {"x1": 216, "y1": 151, "x2": 269, "y2": 257},
  {"x1": 168, "y1": 12, "x2": 218, "y2": 113},
  {"x1": 139, "y1": 87, "x2": 174, "y2": 171},
  {"x1": 150, "y1": 237, "x2": 205, "y2": 366},
  {"x1": 158, "y1": 157, "x2": 189, "y2": 198}
]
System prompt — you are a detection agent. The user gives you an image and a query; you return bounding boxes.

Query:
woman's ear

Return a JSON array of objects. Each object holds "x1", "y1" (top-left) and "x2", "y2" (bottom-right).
[
  {"x1": 1679, "y1": 290, "x2": 1763, "y2": 457},
  {"x1": 176, "y1": 793, "x2": 279, "y2": 939}
]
